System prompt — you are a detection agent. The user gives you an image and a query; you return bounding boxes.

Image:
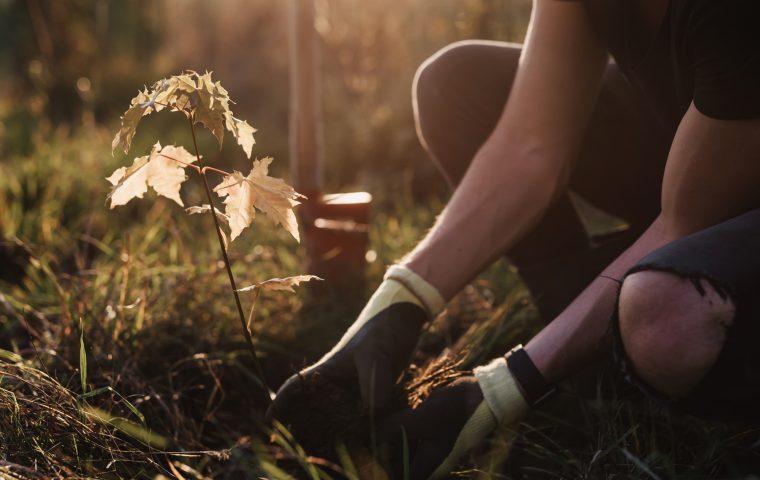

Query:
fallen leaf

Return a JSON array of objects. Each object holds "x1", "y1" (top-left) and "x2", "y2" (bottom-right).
[
  {"x1": 237, "y1": 275, "x2": 323, "y2": 293},
  {"x1": 213, "y1": 157, "x2": 304, "y2": 242},
  {"x1": 107, "y1": 143, "x2": 197, "y2": 208}
]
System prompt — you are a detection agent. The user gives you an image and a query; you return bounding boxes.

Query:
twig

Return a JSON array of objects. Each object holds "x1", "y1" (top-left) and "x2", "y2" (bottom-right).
[{"x1": 187, "y1": 114, "x2": 271, "y2": 403}]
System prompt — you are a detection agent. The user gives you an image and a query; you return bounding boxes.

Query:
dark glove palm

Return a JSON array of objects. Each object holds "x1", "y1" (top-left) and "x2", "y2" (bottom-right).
[
  {"x1": 381, "y1": 377, "x2": 487, "y2": 479},
  {"x1": 267, "y1": 299, "x2": 426, "y2": 424}
]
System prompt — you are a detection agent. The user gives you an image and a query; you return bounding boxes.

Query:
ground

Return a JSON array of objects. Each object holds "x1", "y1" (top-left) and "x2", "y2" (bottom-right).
[{"x1": 1, "y1": 126, "x2": 759, "y2": 479}]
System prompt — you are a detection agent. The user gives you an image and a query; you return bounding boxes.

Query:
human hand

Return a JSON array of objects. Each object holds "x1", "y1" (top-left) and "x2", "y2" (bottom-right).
[
  {"x1": 380, "y1": 377, "x2": 488, "y2": 479},
  {"x1": 267, "y1": 265, "x2": 446, "y2": 423},
  {"x1": 381, "y1": 357, "x2": 529, "y2": 479}
]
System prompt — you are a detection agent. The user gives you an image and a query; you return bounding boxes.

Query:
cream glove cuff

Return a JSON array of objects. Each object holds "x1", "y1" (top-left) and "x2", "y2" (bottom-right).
[
  {"x1": 384, "y1": 264, "x2": 446, "y2": 317},
  {"x1": 473, "y1": 356, "x2": 529, "y2": 424}
]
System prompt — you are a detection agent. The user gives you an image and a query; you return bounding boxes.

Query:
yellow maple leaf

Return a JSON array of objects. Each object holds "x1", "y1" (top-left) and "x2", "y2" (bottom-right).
[
  {"x1": 106, "y1": 143, "x2": 197, "y2": 208},
  {"x1": 194, "y1": 98, "x2": 226, "y2": 147},
  {"x1": 185, "y1": 204, "x2": 229, "y2": 224},
  {"x1": 189, "y1": 71, "x2": 231, "y2": 148},
  {"x1": 175, "y1": 74, "x2": 197, "y2": 93},
  {"x1": 112, "y1": 71, "x2": 256, "y2": 159},
  {"x1": 111, "y1": 89, "x2": 150, "y2": 155},
  {"x1": 213, "y1": 157, "x2": 304, "y2": 242},
  {"x1": 237, "y1": 275, "x2": 323, "y2": 293},
  {"x1": 213, "y1": 171, "x2": 252, "y2": 241},
  {"x1": 224, "y1": 112, "x2": 256, "y2": 159},
  {"x1": 151, "y1": 78, "x2": 180, "y2": 111},
  {"x1": 185, "y1": 204, "x2": 231, "y2": 251}
]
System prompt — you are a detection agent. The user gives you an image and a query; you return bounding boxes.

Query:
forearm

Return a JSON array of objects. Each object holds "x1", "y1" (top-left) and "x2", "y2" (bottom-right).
[
  {"x1": 525, "y1": 216, "x2": 675, "y2": 382},
  {"x1": 526, "y1": 106, "x2": 760, "y2": 382},
  {"x1": 406, "y1": 141, "x2": 570, "y2": 300},
  {"x1": 403, "y1": 0, "x2": 607, "y2": 300}
]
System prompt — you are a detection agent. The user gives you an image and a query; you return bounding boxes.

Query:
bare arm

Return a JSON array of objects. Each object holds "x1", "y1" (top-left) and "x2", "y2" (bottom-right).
[
  {"x1": 405, "y1": 0, "x2": 608, "y2": 299},
  {"x1": 526, "y1": 103, "x2": 760, "y2": 381}
]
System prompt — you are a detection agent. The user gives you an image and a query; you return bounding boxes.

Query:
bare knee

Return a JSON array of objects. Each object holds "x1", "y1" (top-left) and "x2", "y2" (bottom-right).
[
  {"x1": 412, "y1": 42, "x2": 472, "y2": 185},
  {"x1": 413, "y1": 41, "x2": 486, "y2": 142},
  {"x1": 618, "y1": 270, "x2": 735, "y2": 398},
  {"x1": 414, "y1": 40, "x2": 520, "y2": 104},
  {"x1": 412, "y1": 41, "x2": 521, "y2": 177},
  {"x1": 414, "y1": 42, "x2": 469, "y2": 108}
]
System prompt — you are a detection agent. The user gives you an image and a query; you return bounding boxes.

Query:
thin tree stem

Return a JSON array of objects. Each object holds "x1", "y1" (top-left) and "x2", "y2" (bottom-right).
[{"x1": 187, "y1": 115, "x2": 271, "y2": 402}]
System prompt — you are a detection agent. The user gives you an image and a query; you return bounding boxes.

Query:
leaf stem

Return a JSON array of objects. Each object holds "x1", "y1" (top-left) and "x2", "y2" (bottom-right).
[
  {"x1": 187, "y1": 114, "x2": 272, "y2": 403},
  {"x1": 200, "y1": 166, "x2": 231, "y2": 177},
  {"x1": 158, "y1": 151, "x2": 232, "y2": 178},
  {"x1": 157, "y1": 153, "x2": 202, "y2": 173}
]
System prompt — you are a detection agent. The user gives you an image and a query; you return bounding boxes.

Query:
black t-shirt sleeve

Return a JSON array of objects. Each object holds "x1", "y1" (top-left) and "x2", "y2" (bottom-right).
[{"x1": 688, "y1": 0, "x2": 760, "y2": 120}]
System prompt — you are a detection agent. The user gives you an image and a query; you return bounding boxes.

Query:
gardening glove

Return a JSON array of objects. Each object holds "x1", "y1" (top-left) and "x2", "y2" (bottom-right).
[
  {"x1": 267, "y1": 264, "x2": 446, "y2": 420},
  {"x1": 381, "y1": 353, "x2": 534, "y2": 479}
]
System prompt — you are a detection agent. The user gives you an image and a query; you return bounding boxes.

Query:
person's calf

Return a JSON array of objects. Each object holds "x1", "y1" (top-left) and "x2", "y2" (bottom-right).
[{"x1": 618, "y1": 270, "x2": 735, "y2": 398}]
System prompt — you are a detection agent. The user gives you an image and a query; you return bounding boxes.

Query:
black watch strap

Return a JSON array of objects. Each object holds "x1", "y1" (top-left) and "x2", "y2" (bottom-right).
[{"x1": 506, "y1": 345, "x2": 556, "y2": 407}]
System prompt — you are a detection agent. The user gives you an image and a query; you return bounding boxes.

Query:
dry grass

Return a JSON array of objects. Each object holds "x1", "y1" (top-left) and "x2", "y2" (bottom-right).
[
  {"x1": 1, "y1": 127, "x2": 759, "y2": 479},
  {"x1": 0, "y1": 358, "x2": 172, "y2": 479}
]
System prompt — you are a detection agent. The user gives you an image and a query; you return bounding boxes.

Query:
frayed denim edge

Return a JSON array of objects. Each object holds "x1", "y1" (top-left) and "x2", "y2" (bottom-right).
[{"x1": 609, "y1": 263, "x2": 737, "y2": 407}]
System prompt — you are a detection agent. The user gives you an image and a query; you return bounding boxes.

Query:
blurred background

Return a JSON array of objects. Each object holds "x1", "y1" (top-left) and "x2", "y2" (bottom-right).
[
  {"x1": 3, "y1": 3, "x2": 758, "y2": 478},
  {"x1": 0, "y1": 2, "x2": 539, "y2": 476},
  {"x1": 0, "y1": 0, "x2": 530, "y2": 195}
]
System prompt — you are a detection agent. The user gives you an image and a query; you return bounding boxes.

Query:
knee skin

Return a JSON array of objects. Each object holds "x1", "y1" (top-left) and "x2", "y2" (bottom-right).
[
  {"x1": 412, "y1": 41, "x2": 521, "y2": 187},
  {"x1": 618, "y1": 270, "x2": 735, "y2": 398}
]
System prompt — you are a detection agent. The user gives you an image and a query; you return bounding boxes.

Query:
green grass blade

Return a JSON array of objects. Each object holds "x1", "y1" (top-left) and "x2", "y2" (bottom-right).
[
  {"x1": 78, "y1": 386, "x2": 145, "y2": 425},
  {"x1": 82, "y1": 405, "x2": 168, "y2": 449},
  {"x1": 335, "y1": 443, "x2": 359, "y2": 480},
  {"x1": 259, "y1": 460, "x2": 298, "y2": 480},
  {"x1": 621, "y1": 448, "x2": 662, "y2": 480},
  {"x1": 79, "y1": 321, "x2": 87, "y2": 394}
]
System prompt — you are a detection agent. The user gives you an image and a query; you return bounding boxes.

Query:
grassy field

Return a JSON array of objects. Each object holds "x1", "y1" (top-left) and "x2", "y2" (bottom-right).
[
  {"x1": 1, "y1": 123, "x2": 759, "y2": 480},
  {"x1": 1, "y1": 1, "x2": 759, "y2": 477}
]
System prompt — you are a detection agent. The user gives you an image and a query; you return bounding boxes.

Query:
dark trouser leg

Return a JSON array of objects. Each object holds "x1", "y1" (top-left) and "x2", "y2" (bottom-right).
[
  {"x1": 612, "y1": 208, "x2": 760, "y2": 423},
  {"x1": 413, "y1": 40, "x2": 670, "y2": 320}
]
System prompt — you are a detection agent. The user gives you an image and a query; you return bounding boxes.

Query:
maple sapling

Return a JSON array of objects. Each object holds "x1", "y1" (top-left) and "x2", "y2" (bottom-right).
[{"x1": 106, "y1": 71, "x2": 320, "y2": 400}]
